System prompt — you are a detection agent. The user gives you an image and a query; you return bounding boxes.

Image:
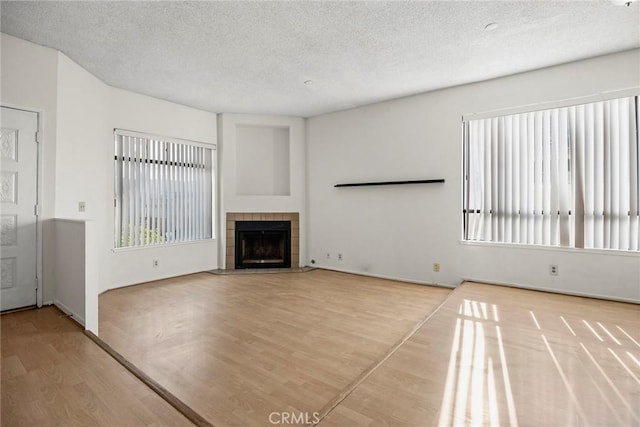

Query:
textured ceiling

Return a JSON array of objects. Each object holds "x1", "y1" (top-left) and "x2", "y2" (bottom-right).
[{"x1": 1, "y1": 1, "x2": 639, "y2": 117}]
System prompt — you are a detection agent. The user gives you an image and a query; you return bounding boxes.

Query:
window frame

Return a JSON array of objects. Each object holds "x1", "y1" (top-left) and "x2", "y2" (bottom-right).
[
  {"x1": 113, "y1": 128, "x2": 217, "y2": 250},
  {"x1": 462, "y1": 92, "x2": 640, "y2": 252}
]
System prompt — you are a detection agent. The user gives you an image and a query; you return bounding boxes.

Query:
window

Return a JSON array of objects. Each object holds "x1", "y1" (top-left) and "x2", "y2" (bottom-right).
[
  {"x1": 114, "y1": 129, "x2": 215, "y2": 248},
  {"x1": 463, "y1": 96, "x2": 639, "y2": 251}
]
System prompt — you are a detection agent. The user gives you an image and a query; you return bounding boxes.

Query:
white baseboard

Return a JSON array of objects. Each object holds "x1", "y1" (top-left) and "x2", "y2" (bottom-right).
[
  {"x1": 312, "y1": 266, "x2": 457, "y2": 289},
  {"x1": 53, "y1": 299, "x2": 85, "y2": 327},
  {"x1": 461, "y1": 277, "x2": 640, "y2": 304}
]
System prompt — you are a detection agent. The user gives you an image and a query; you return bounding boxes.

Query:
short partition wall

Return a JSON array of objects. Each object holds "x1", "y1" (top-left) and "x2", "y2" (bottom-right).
[
  {"x1": 50, "y1": 218, "x2": 99, "y2": 333},
  {"x1": 225, "y1": 212, "x2": 299, "y2": 270}
]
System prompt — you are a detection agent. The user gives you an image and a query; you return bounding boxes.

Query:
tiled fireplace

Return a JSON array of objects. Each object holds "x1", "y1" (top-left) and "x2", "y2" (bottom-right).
[{"x1": 226, "y1": 212, "x2": 299, "y2": 270}]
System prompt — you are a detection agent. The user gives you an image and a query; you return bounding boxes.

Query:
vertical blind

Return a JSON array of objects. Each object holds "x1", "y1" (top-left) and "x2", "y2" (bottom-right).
[
  {"x1": 464, "y1": 96, "x2": 639, "y2": 251},
  {"x1": 114, "y1": 130, "x2": 214, "y2": 248}
]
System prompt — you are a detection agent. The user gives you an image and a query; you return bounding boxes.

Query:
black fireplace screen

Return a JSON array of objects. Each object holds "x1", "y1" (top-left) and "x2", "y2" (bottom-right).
[{"x1": 235, "y1": 221, "x2": 291, "y2": 269}]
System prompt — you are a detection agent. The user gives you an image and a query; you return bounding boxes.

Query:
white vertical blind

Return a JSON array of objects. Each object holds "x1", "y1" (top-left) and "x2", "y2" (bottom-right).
[
  {"x1": 114, "y1": 130, "x2": 214, "y2": 248},
  {"x1": 465, "y1": 96, "x2": 639, "y2": 251}
]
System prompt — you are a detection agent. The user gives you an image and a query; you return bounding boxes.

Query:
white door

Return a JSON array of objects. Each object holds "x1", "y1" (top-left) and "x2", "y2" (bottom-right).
[{"x1": 1, "y1": 107, "x2": 38, "y2": 311}]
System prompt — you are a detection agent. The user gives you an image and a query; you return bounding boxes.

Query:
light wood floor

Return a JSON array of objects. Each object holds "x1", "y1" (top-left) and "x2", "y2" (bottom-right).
[
  {"x1": 0, "y1": 306, "x2": 191, "y2": 426},
  {"x1": 99, "y1": 270, "x2": 451, "y2": 426},
  {"x1": 320, "y1": 282, "x2": 640, "y2": 427},
  {"x1": 6, "y1": 271, "x2": 638, "y2": 426}
]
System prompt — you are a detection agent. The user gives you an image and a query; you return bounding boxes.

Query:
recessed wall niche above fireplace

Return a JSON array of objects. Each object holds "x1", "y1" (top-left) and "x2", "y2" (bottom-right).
[{"x1": 226, "y1": 212, "x2": 299, "y2": 270}]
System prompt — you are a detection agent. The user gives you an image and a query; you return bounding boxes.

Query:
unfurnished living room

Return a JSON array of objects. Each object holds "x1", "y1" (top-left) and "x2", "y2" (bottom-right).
[{"x1": 0, "y1": 1, "x2": 639, "y2": 426}]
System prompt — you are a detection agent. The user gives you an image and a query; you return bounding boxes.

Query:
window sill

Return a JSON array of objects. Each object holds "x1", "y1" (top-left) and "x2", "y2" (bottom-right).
[
  {"x1": 112, "y1": 238, "x2": 216, "y2": 253},
  {"x1": 458, "y1": 240, "x2": 640, "y2": 258}
]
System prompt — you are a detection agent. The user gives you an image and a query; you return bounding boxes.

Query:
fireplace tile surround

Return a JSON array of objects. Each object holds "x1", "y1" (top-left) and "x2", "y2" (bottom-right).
[{"x1": 226, "y1": 212, "x2": 299, "y2": 270}]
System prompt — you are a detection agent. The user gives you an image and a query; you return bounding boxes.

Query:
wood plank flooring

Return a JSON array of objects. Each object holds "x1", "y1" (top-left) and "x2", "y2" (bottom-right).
[
  {"x1": 0, "y1": 306, "x2": 191, "y2": 426},
  {"x1": 319, "y1": 282, "x2": 640, "y2": 426},
  {"x1": 99, "y1": 270, "x2": 451, "y2": 427},
  {"x1": 6, "y1": 271, "x2": 638, "y2": 426}
]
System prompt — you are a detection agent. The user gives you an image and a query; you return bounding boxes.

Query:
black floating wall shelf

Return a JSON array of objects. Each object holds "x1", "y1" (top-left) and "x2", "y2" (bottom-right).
[{"x1": 334, "y1": 179, "x2": 445, "y2": 188}]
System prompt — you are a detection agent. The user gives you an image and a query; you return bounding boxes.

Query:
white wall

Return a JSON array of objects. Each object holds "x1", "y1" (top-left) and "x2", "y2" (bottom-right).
[
  {"x1": 52, "y1": 220, "x2": 85, "y2": 324},
  {"x1": 55, "y1": 50, "x2": 219, "y2": 292},
  {"x1": 307, "y1": 49, "x2": 640, "y2": 302},
  {"x1": 219, "y1": 113, "x2": 306, "y2": 268},
  {"x1": 108, "y1": 87, "x2": 218, "y2": 289},
  {"x1": 462, "y1": 243, "x2": 640, "y2": 302},
  {"x1": 51, "y1": 219, "x2": 99, "y2": 332},
  {"x1": 55, "y1": 53, "x2": 110, "y2": 297},
  {"x1": 2, "y1": 34, "x2": 219, "y2": 304},
  {"x1": 5, "y1": 32, "x2": 637, "y2": 304},
  {"x1": 84, "y1": 220, "x2": 99, "y2": 333},
  {"x1": 51, "y1": 220, "x2": 85, "y2": 323},
  {"x1": 57, "y1": 53, "x2": 209, "y2": 325},
  {"x1": 236, "y1": 125, "x2": 290, "y2": 196},
  {"x1": 1, "y1": 33, "x2": 58, "y2": 304}
]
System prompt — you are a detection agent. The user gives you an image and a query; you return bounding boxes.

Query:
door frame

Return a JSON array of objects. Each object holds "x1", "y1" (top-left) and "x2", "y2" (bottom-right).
[{"x1": 1, "y1": 103, "x2": 43, "y2": 308}]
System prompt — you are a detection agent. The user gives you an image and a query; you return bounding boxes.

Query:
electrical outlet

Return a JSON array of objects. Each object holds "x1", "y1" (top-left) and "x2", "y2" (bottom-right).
[
  {"x1": 549, "y1": 264, "x2": 559, "y2": 276},
  {"x1": 153, "y1": 260, "x2": 159, "y2": 268},
  {"x1": 433, "y1": 262, "x2": 440, "y2": 272},
  {"x1": 338, "y1": 253, "x2": 343, "y2": 261},
  {"x1": 78, "y1": 202, "x2": 86, "y2": 212}
]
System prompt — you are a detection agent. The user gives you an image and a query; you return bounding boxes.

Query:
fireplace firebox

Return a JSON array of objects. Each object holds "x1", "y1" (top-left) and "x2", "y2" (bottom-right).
[{"x1": 235, "y1": 221, "x2": 291, "y2": 269}]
